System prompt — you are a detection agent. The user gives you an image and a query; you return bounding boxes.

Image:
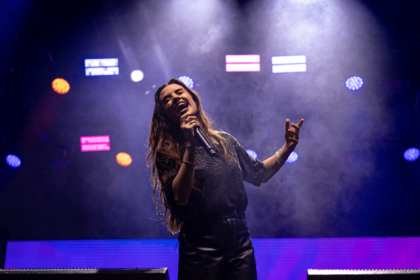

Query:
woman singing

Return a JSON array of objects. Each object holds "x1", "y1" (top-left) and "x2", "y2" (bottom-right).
[{"x1": 147, "y1": 79, "x2": 303, "y2": 280}]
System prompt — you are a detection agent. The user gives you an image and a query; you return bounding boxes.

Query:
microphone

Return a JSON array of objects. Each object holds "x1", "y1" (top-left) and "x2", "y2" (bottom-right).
[{"x1": 195, "y1": 127, "x2": 216, "y2": 156}]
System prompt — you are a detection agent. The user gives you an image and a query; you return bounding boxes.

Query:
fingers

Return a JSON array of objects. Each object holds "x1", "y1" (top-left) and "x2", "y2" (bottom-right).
[
  {"x1": 285, "y1": 119, "x2": 290, "y2": 135},
  {"x1": 297, "y1": 119, "x2": 304, "y2": 128},
  {"x1": 179, "y1": 111, "x2": 198, "y2": 124},
  {"x1": 287, "y1": 130, "x2": 299, "y2": 138},
  {"x1": 182, "y1": 116, "x2": 201, "y2": 129}
]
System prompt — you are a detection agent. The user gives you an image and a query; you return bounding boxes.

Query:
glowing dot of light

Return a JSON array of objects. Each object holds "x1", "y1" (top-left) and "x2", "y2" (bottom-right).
[
  {"x1": 131, "y1": 70, "x2": 144, "y2": 82},
  {"x1": 404, "y1": 148, "x2": 419, "y2": 162},
  {"x1": 6, "y1": 154, "x2": 21, "y2": 168},
  {"x1": 345, "y1": 76, "x2": 364, "y2": 91},
  {"x1": 116, "y1": 152, "x2": 132, "y2": 166},
  {"x1": 246, "y1": 149, "x2": 258, "y2": 159},
  {"x1": 52, "y1": 78, "x2": 70, "y2": 94},
  {"x1": 286, "y1": 151, "x2": 299, "y2": 164},
  {"x1": 178, "y1": 76, "x2": 194, "y2": 89}
]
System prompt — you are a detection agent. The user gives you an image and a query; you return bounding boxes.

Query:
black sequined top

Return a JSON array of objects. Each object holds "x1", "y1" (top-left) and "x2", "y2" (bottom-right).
[{"x1": 161, "y1": 131, "x2": 265, "y2": 222}]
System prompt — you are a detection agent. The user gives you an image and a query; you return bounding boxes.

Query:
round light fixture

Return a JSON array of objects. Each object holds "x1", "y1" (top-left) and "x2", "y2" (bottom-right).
[
  {"x1": 131, "y1": 70, "x2": 144, "y2": 82},
  {"x1": 116, "y1": 152, "x2": 132, "y2": 166},
  {"x1": 404, "y1": 148, "x2": 419, "y2": 162},
  {"x1": 345, "y1": 76, "x2": 364, "y2": 91},
  {"x1": 6, "y1": 154, "x2": 21, "y2": 168},
  {"x1": 178, "y1": 76, "x2": 194, "y2": 89},
  {"x1": 52, "y1": 78, "x2": 70, "y2": 94},
  {"x1": 286, "y1": 151, "x2": 299, "y2": 164},
  {"x1": 246, "y1": 149, "x2": 258, "y2": 160}
]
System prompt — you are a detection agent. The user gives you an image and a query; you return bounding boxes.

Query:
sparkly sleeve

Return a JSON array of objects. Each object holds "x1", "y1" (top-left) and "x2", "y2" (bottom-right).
[
  {"x1": 224, "y1": 132, "x2": 265, "y2": 187},
  {"x1": 155, "y1": 153, "x2": 178, "y2": 204}
]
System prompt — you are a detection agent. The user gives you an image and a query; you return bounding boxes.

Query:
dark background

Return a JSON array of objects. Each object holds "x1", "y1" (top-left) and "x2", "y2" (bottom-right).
[{"x1": 0, "y1": 0, "x2": 419, "y2": 241}]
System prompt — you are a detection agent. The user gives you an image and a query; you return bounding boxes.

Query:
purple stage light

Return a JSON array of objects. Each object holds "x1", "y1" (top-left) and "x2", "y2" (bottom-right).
[
  {"x1": 286, "y1": 151, "x2": 299, "y2": 164},
  {"x1": 345, "y1": 76, "x2": 364, "y2": 91},
  {"x1": 6, "y1": 154, "x2": 21, "y2": 168},
  {"x1": 404, "y1": 148, "x2": 419, "y2": 162},
  {"x1": 6, "y1": 237, "x2": 420, "y2": 280},
  {"x1": 80, "y1": 135, "x2": 111, "y2": 152},
  {"x1": 246, "y1": 149, "x2": 258, "y2": 159},
  {"x1": 178, "y1": 76, "x2": 194, "y2": 89}
]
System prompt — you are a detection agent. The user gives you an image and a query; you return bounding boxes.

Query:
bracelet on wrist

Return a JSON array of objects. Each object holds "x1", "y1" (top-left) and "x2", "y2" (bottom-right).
[
  {"x1": 182, "y1": 160, "x2": 196, "y2": 166},
  {"x1": 275, "y1": 151, "x2": 286, "y2": 166}
]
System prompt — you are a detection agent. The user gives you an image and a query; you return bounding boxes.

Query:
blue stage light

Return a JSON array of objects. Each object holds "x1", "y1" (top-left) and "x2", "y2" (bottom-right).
[
  {"x1": 286, "y1": 151, "x2": 299, "y2": 164},
  {"x1": 178, "y1": 76, "x2": 194, "y2": 89},
  {"x1": 345, "y1": 76, "x2": 364, "y2": 91},
  {"x1": 246, "y1": 149, "x2": 258, "y2": 159},
  {"x1": 6, "y1": 154, "x2": 21, "y2": 168},
  {"x1": 404, "y1": 148, "x2": 419, "y2": 162}
]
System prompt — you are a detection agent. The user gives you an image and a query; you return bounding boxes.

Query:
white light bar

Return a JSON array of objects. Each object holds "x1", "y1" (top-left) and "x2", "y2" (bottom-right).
[
  {"x1": 272, "y1": 64, "x2": 307, "y2": 73},
  {"x1": 226, "y1": 55, "x2": 260, "y2": 63},
  {"x1": 85, "y1": 58, "x2": 118, "y2": 67},
  {"x1": 225, "y1": 54, "x2": 260, "y2": 72},
  {"x1": 272, "y1": 55, "x2": 306, "y2": 65},
  {"x1": 85, "y1": 67, "x2": 119, "y2": 76},
  {"x1": 272, "y1": 55, "x2": 307, "y2": 73},
  {"x1": 226, "y1": 64, "x2": 261, "y2": 72},
  {"x1": 84, "y1": 58, "x2": 119, "y2": 76}
]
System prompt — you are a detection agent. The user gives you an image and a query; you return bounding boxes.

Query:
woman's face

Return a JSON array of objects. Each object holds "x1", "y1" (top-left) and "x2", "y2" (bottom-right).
[{"x1": 159, "y1": 84, "x2": 198, "y2": 125}]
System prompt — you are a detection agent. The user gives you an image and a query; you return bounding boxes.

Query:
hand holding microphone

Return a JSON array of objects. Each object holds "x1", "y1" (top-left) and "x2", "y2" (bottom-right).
[{"x1": 180, "y1": 114, "x2": 216, "y2": 156}]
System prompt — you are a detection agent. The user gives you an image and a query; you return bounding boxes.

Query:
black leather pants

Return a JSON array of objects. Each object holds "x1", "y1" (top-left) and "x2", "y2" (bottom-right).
[{"x1": 178, "y1": 213, "x2": 258, "y2": 280}]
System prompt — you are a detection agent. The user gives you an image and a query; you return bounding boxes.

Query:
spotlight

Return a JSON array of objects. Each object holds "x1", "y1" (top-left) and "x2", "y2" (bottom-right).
[
  {"x1": 178, "y1": 76, "x2": 194, "y2": 89},
  {"x1": 131, "y1": 70, "x2": 144, "y2": 82},
  {"x1": 246, "y1": 149, "x2": 258, "y2": 159},
  {"x1": 272, "y1": 55, "x2": 307, "y2": 73},
  {"x1": 116, "y1": 152, "x2": 132, "y2": 166},
  {"x1": 345, "y1": 76, "x2": 364, "y2": 91},
  {"x1": 286, "y1": 151, "x2": 299, "y2": 164},
  {"x1": 84, "y1": 58, "x2": 119, "y2": 76},
  {"x1": 80, "y1": 135, "x2": 111, "y2": 152},
  {"x1": 6, "y1": 154, "x2": 21, "y2": 168},
  {"x1": 404, "y1": 148, "x2": 419, "y2": 162},
  {"x1": 52, "y1": 78, "x2": 70, "y2": 94},
  {"x1": 225, "y1": 55, "x2": 260, "y2": 72}
]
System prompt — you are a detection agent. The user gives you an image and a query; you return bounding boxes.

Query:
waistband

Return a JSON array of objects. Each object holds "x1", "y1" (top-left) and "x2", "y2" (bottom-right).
[{"x1": 183, "y1": 209, "x2": 246, "y2": 223}]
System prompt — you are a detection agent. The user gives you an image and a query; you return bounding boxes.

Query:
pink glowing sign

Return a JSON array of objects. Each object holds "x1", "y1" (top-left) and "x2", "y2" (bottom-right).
[
  {"x1": 80, "y1": 135, "x2": 110, "y2": 152},
  {"x1": 225, "y1": 54, "x2": 260, "y2": 72}
]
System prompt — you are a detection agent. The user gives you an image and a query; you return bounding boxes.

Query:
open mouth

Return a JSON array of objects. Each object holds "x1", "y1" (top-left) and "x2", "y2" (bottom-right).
[{"x1": 176, "y1": 101, "x2": 189, "y2": 113}]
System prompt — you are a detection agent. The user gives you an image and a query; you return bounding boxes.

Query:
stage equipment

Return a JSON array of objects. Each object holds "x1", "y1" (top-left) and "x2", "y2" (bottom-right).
[
  {"x1": 308, "y1": 269, "x2": 420, "y2": 279},
  {"x1": 225, "y1": 54, "x2": 260, "y2": 72},
  {"x1": 52, "y1": 78, "x2": 70, "y2": 94},
  {"x1": 0, "y1": 268, "x2": 169, "y2": 280},
  {"x1": 286, "y1": 151, "x2": 299, "y2": 164},
  {"x1": 84, "y1": 58, "x2": 119, "y2": 76},
  {"x1": 272, "y1": 55, "x2": 307, "y2": 73},
  {"x1": 5, "y1": 155, "x2": 21, "y2": 168},
  {"x1": 246, "y1": 149, "x2": 258, "y2": 159},
  {"x1": 131, "y1": 70, "x2": 144, "y2": 82},
  {"x1": 116, "y1": 152, "x2": 132, "y2": 166},
  {"x1": 178, "y1": 76, "x2": 194, "y2": 89},
  {"x1": 80, "y1": 135, "x2": 111, "y2": 152},
  {"x1": 404, "y1": 148, "x2": 419, "y2": 162},
  {"x1": 345, "y1": 76, "x2": 364, "y2": 91}
]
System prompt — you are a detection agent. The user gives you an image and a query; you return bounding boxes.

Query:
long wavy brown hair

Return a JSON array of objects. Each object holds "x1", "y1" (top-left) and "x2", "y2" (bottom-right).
[{"x1": 146, "y1": 78, "x2": 234, "y2": 234}]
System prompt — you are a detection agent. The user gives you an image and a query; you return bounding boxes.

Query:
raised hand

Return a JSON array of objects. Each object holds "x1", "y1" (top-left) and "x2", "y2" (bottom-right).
[
  {"x1": 285, "y1": 119, "x2": 304, "y2": 149},
  {"x1": 180, "y1": 113, "x2": 201, "y2": 146}
]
